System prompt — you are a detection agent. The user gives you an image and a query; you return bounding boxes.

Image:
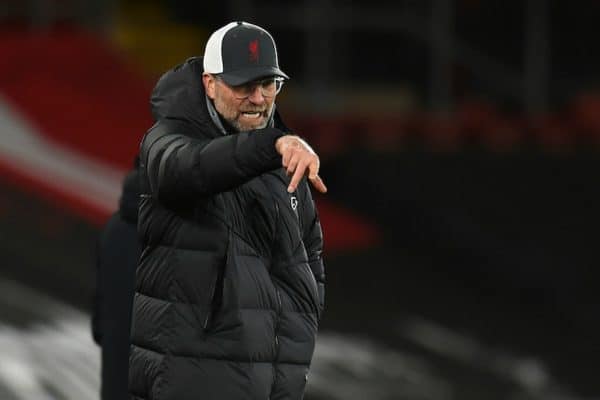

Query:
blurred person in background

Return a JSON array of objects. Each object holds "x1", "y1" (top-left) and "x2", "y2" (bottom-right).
[
  {"x1": 92, "y1": 160, "x2": 141, "y2": 400},
  {"x1": 129, "y1": 21, "x2": 327, "y2": 400}
]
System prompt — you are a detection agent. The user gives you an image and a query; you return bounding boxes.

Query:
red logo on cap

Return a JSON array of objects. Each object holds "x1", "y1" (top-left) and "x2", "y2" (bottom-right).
[{"x1": 249, "y1": 40, "x2": 259, "y2": 63}]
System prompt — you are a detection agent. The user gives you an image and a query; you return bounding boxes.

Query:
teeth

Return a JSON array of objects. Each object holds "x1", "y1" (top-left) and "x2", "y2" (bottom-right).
[{"x1": 242, "y1": 112, "x2": 261, "y2": 118}]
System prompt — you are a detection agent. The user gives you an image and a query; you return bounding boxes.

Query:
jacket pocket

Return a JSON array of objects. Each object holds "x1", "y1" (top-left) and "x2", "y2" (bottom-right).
[
  {"x1": 301, "y1": 263, "x2": 321, "y2": 317},
  {"x1": 171, "y1": 236, "x2": 228, "y2": 335},
  {"x1": 204, "y1": 245, "x2": 228, "y2": 331},
  {"x1": 205, "y1": 228, "x2": 245, "y2": 334}
]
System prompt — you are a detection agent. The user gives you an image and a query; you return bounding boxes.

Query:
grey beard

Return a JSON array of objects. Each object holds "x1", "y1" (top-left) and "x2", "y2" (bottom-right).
[
  {"x1": 205, "y1": 95, "x2": 275, "y2": 134},
  {"x1": 228, "y1": 106, "x2": 275, "y2": 132},
  {"x1": 228, "y1": 115, "x2": 270, "y2": 132}
]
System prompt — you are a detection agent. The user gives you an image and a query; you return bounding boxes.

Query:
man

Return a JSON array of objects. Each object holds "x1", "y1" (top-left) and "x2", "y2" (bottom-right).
[
  {"x1": 129, "y1": 21, "x2": 326, "y2": 400},
  {"x1": 92, "y1": 163, "x2": 141, "y2": 400}
]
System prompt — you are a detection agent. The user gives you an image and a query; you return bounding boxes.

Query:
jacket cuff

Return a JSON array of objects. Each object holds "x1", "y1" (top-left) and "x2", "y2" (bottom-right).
[{"x1": 253, "y1": 127, "x2": 286, "y2": 169}]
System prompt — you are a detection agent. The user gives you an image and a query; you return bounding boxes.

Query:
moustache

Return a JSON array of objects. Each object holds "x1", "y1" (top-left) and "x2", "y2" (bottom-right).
[{"x1": 240, "y1": 108, "x2": 267, "y2": 113}]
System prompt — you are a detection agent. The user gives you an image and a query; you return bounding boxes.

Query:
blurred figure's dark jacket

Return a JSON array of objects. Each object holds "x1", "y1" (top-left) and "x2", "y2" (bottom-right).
[
  {"x1": 129, "y1": 57, "x2": 325, "y2": 400},
  {"x1": 92, "y1": 165, "x2": 141, "y2": 400}
]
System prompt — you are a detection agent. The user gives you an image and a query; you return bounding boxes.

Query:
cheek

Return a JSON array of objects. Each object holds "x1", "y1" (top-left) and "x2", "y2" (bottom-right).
[
  {"x1": 212, "y1": 87, "x2": 229, "y2": 106},
  {"x1": 214, "y1": 95, "x2": 239, "y2": 117},
  {"x1": 224, "y1": 100, "x2": 240, "y2": 117},
  {"x1": 264, "y1": 100, "x2": 275, "y2": 115}
]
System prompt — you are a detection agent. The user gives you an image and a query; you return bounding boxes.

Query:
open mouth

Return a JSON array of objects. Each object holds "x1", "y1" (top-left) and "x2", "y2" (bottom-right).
[{"x1": 241, "y1": 111, "x2": 264, "y2": 119}]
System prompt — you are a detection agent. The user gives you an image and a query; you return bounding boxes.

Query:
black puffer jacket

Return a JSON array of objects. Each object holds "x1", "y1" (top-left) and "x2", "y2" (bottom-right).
[{"x1": 129, "y1": 58, "x2": 325, "y2": 400}]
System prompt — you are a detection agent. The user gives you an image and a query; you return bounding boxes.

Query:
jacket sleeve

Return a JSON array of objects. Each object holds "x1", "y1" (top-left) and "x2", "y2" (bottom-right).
[
  {"x1": 299, "y1": 180, "x2": 325, "y2": 316},
  {"x1": 141, "y1": 122, "x2": 285, "y2": 203}
]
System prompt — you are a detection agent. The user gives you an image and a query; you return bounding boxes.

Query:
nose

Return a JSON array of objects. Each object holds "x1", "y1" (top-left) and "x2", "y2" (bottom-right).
[{"x1": 247, "y1": 85, "x2": 265, "y2": 104}]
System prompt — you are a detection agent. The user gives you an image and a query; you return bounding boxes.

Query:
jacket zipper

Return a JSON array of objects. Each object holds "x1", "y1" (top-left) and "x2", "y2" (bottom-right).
[
  {"x1": 269, "y1": 201, "x2": 283, "y2": 399},
  {"x1": 203, "y1": 227, "x2": 229, "y2": 332},
  {"x1": 269, "y1": 286, "x2": 283, "y2": 399},
  {"x1": 202, "y1": 280, "x2": 216, "y2": 330}
]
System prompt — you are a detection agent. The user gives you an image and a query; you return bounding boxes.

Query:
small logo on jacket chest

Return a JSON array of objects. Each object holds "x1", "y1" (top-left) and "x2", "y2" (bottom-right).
[{"x1": 290, "y1": 196, "x2": 298, "y2": 210}]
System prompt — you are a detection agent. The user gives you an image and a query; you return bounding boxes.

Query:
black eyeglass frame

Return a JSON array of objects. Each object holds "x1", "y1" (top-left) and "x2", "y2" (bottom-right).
[{"x1": 214, "y1": 75, "x2": 285, "y2": 99}]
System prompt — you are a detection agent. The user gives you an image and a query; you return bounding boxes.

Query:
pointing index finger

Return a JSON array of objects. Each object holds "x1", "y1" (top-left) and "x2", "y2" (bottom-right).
[
  {"x1": 288, "y1": 159, "x2": 309, "y2": 193},
  {"x1": 309, "y1": 174, "x2": 328, "y2": 193}
]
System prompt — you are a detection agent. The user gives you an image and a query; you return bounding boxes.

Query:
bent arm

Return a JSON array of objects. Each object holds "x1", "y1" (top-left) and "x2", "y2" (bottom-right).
[{"x1": 141, "y1": 121, "x2": 284, "y2": 203}]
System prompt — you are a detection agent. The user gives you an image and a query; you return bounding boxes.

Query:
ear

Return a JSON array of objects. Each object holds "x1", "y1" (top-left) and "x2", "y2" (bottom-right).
[{"x1": 202, "y1": 73, "x2": 216, "y2": 99}]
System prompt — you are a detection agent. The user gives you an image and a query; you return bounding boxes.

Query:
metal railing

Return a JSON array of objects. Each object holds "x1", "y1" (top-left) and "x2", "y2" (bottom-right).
[
  {"x1": 2, "y1": 0, "x2": 552, "y2": 113},
  {"x1": 232, "y1": 0, "x2": 550, "y2": 114}
]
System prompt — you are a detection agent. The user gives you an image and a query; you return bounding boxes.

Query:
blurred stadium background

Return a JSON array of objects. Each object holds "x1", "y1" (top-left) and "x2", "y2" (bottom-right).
[{"x1": 1, "y1": 0, "x2": 599, "y2": 399}]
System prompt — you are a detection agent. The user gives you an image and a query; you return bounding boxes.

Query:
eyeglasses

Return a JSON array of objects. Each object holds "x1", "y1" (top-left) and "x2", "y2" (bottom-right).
[{"x1": 215, "y1": 76, "x2": 285, "y2": 99}]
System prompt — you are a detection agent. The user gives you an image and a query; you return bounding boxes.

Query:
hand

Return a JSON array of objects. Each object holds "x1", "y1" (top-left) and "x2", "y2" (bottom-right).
[{"x1": 275, "y1": 135, "x2": 327, "y2": 194}]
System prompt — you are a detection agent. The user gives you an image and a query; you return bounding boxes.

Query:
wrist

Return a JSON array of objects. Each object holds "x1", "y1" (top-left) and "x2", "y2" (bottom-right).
[{"x1": 275, "y1": 134, "x2": 296, "y2": 154}]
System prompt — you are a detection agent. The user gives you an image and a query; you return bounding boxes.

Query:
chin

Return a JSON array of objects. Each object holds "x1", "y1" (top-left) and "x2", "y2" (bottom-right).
[{"x1": 238, "y1": 120, "x2": 267, "y2": 132}]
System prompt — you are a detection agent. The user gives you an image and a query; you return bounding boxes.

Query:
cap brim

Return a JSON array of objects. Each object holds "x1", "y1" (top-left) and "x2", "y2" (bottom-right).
[{"x1": 219, "y1": 66, "x2": 290, "y2": 86}]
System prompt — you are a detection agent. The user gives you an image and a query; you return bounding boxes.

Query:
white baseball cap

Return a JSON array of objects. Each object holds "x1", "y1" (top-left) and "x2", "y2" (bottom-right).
[{"x1": 203, "y1": 21, "x2": 290, "y2": 86}]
